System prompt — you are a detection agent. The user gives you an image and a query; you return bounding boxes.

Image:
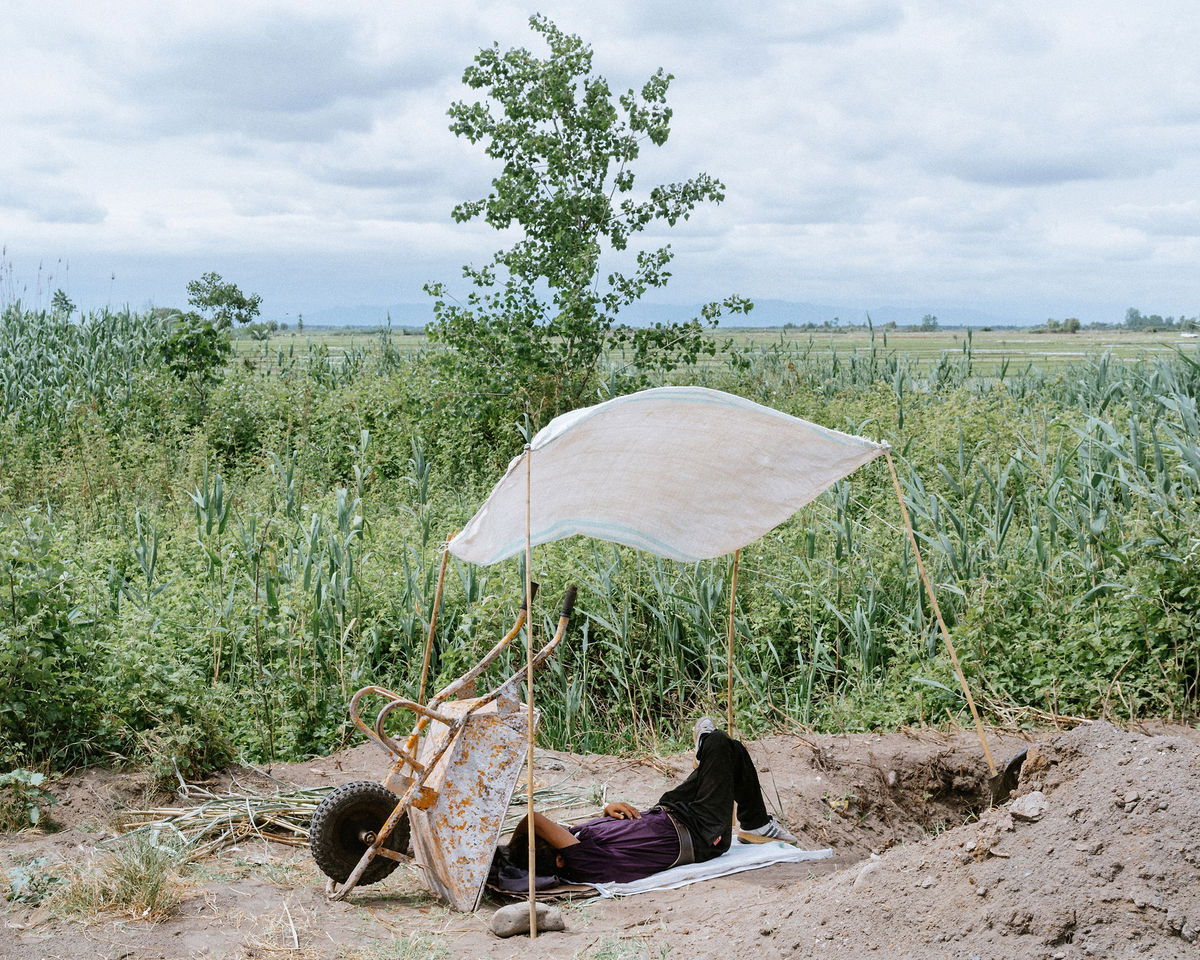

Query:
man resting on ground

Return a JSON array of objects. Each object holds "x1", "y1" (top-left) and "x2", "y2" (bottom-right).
[{"x1": 510, "y1": 720, "x2": 797, "y2": 885}]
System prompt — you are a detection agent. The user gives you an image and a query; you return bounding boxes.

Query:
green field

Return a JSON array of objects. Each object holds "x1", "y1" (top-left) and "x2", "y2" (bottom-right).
[
  {"x1": 239, "y1": 325, "x2": 1191, "y2": 375},
  {"x1": 3, "y1": 303, "x2": 1198, "y2": 777}
]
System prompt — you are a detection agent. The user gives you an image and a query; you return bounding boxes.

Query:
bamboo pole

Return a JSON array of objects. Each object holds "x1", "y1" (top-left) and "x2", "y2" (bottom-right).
[
  {"x1": 726, "y1": 549, "x2": 741, "y2": 736},
  {"x1": 523, "y1": 447, "x2": 537, "y2": 939},
  {"x1": 417, "y1": 530, "x2": 456, "y2": 706},
  {"x1": 884, "y1": 450, "x2": 996, "y2": 775}
]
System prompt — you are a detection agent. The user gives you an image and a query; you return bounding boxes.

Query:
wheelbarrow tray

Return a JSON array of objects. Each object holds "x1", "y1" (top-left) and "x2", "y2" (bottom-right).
[{"x1": 409, "y1": 697, "x2": 534, "y2": 911}]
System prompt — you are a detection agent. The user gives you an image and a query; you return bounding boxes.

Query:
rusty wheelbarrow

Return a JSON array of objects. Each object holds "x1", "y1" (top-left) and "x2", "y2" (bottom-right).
[{"x1": 309, "y1": 585, "x2": 577, "y2": 911}]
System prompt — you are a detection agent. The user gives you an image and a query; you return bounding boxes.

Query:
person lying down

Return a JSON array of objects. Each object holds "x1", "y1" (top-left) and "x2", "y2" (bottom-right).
[{"x1": 508, "y1": 720, "x2": 798, "y2": 885}]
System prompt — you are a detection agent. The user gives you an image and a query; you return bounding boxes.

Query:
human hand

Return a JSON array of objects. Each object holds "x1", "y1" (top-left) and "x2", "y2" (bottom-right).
[{"x1": 603, "y1": 802, "x2": 641, "y2": 820}]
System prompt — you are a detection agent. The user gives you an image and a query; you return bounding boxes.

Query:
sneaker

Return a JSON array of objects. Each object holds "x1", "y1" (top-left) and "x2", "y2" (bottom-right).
[
  {"x1": 738, "y1": 818, "x2": 798, "y2": 845},
  {"x1": 692, "y1": 717, "x2": 717, "y2": 760}
]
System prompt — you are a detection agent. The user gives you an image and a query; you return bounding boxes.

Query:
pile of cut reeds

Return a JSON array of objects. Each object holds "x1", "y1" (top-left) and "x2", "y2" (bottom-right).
[
  {"x1": 117, "y1": 784, "x2": 329, "y2": 861},
  {"x1": 117, "y1": 779, "x2": 592, "y2": 861}
]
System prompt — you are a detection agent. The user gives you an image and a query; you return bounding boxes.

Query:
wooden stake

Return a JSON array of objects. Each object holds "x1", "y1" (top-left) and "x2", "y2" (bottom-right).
[
  {"x1": 726, "y1": 548, "x2": 741, "y2": 737},
  {"x1": 417, "y1": 530, "x2": 456, "y2": 706},
  {"x1": 884, "y1": 451, "x2": 996, "y2": 775},
  {"x1": 523, "y1": 447, "x2": 537, "y2": 939}
]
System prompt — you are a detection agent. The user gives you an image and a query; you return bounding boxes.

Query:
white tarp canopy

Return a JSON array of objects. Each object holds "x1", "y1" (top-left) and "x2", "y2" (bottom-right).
[{"x1": 449, "y1": 386, "x2": 888, "y2": 566}]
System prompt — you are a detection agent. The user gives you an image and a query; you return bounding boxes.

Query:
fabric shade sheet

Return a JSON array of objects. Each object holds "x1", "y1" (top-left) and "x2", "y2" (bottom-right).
[{"x1": 449, "y1": 386, "x2": 888, "y2": 566}]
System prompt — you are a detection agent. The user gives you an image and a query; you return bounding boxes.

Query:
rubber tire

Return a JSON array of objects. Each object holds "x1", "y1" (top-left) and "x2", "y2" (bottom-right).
[{"x1": 310, "y1": 780, "x2": 410, "y2": 886}]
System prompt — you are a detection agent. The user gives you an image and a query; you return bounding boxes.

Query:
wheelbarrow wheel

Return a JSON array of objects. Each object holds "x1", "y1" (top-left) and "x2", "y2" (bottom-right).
[{"x1": 310, "y1": 780, "x2": 411, "y2": 886}]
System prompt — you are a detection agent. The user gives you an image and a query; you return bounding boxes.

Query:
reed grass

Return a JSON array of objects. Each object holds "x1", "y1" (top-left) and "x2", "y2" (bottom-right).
[{"x1": 1, "y1": 300, "x2": 1197, "y2": 768}]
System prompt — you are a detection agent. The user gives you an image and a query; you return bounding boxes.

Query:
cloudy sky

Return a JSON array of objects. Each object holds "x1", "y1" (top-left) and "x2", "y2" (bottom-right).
[{"x1": 3, "y1": 0, "x2": 1198, "y2": 324}]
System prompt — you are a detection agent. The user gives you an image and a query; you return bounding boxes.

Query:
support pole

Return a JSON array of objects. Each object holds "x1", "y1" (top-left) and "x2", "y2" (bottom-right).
[
  {"x1": 726, "y1": 549, "x2": 741, "y2": 737},
  {"x1": 885, "y1": 451, "x2": 996, "y2": 775},
  {"x1": 417, "y1": 530, "x2": 456, "y2": 706},
  {"x1": 523, "y1": 447, "x2": 537, "y2": 939}
]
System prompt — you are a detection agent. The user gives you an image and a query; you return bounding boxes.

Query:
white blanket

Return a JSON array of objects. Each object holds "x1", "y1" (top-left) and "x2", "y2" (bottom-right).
[{"x1": 589, "y1": 841, "x2": 833, "y2": 898}]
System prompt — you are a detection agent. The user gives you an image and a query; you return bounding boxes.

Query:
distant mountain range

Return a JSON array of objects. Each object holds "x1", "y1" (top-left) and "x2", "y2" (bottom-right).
[{"x1": 297, "y1": 299, "x2": 1038, "y2": 329}]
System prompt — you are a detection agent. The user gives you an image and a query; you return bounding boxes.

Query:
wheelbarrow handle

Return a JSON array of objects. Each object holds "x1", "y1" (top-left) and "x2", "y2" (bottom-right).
[
  {"x1": 475, "y1": 587, "x2": 578, "y2": 706},
  {"x1": 427, "y1": 605, "x2": 530, "y2": 709},
  {"x1": 348, "y1": 685, "x2": 456, "y2": 760},
  {"x1": 560, "y1": 585, "x2": 578, "y2": 619},
  {"x1": 520, "y1": 581, "x2": 540, "y2": 611}
]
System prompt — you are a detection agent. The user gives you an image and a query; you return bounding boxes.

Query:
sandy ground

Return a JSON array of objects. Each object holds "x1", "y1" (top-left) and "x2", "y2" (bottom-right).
[{"x1": 3, "y1": 721, "x2": 1197, "y2": 960}]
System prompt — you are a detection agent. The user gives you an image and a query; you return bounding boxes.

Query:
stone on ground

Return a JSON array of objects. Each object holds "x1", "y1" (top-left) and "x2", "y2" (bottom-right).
[{"x1": 490, "y1": 901, "x2": 567, "y2": 938}]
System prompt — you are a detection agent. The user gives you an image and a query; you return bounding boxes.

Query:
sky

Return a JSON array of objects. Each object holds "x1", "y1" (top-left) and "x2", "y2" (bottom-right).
[{"x1": 2, "y1": 0, "x2": 1199, "y2": 325}]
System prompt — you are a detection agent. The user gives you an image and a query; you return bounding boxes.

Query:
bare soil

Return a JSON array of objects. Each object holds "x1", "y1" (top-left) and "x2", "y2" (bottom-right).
[{"x1": 3, "y1": 721, "x2": 1197, "y2": 960}]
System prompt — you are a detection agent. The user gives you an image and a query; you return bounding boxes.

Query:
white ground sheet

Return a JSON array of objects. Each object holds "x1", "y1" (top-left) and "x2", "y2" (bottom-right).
[
  {"x1": 450, "y1": 386, "x2": 887, "y2": 565},
  {"x1": 589, "y1": 841, "x2": 834, "y2": 898}
]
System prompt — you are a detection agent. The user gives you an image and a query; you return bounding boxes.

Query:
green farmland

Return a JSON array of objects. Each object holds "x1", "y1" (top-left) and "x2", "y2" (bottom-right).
[
  {"x1": 240, "y1": 325, "x2": 1191, "y2": 375},
  {"x1": 3, "y1": 304, "x2": 1198, "y2": 777}
]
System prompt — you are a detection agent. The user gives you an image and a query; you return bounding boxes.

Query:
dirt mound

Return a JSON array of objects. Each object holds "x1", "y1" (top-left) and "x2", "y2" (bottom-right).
[
  {"x1": 39, "y1": 765, "x2": 157, "y2": 833},
  {"x1": 552, "y1": 728, "x2": 1025, "y2": 866},
  {"x1": 774, "y1": 722, "x2": 1200, "y2": 959}
]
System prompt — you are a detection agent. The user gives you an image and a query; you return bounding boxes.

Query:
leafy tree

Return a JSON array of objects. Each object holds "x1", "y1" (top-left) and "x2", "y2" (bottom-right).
[
  {"x1": 160, "y1": 320, "x2": 232, "y2": 382},
  {"x1": 50, "y1": 289, "x2": 74, "y2": 318},
  {"x1": 1063, "y1": 317, "x2": 1081, "y2": 333},
  {"x1": 920, "y1": 314, "x2": 939, "y2": 331},
  {"x1": 161, "y1": 273, "x2": 262, "y2": 384},
  {"x1": 1124, "y1": 307, "x2": 1174, "y2": 331},
  {"x1": 425, "y1": 15, "x2": 752, "y2": 429},
  {"x1": 185, "y1": 272, "x2": 262, "y2": 329}
]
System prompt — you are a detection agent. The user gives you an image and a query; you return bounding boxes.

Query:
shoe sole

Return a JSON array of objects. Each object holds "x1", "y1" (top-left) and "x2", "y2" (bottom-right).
[{"x1": 736, "y1": 830, "x2": 796, "y2": 845}]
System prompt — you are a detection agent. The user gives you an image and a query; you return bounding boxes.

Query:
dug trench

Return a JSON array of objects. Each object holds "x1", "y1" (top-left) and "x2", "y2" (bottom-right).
[{"x1": 3, "y1": 722, "x2": 1198, "y2": 959}]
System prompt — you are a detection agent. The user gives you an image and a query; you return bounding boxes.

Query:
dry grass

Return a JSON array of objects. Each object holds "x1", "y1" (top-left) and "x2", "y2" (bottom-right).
[
  {"x1": 348, "y1": 934, "x2": 449, "y2": 960},
  {"x1": 51, "y1": 830, "x2": 189, "y2": 921}
]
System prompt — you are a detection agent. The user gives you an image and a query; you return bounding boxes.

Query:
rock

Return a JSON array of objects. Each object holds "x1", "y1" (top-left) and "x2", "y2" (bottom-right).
[
  {"x1": 918, "y1": 875, "x2": 935, "y2": 889},
  {"x1": 853, "y1": 860, "x2": 883, "y2": 889},
  {"x1": 490, "y1": 902, "x2": 566, "y2": 938},
  {"x1": 1165, "y1": 907, "x2": 1198, "y2": 942},
  {"x1": 1023, "y1": 742, "x2": 1057, "y2": 777},
  {"x1": 1011, "y1": 791, "x2": 1049, "y2": 822}
]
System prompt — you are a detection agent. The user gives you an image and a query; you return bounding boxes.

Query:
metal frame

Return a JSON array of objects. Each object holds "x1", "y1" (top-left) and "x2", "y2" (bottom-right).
[{"x1": 324, "y1": 586, "x2": 577, "y2": 907}]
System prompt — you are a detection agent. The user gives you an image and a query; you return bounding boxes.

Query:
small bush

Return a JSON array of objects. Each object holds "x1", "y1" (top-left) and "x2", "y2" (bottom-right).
[
  {"x1": 138, "y1": 709, "x2": 237, "y2": 792},
  {"x1": 0, "y1": 770, "x2": 56, "y2": 830},
  {"x1": 52, "y1": 831, "x2": 187, "y2": 921},
  {"x1": 5, "y1": 855, "x2": 62, "y2": 904}
]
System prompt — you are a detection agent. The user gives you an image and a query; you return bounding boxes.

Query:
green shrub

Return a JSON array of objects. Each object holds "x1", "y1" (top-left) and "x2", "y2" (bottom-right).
[
  {"x1": 0, "y1": 770, "x2": 56, "y2": 830},
  {"x1": 2, "y1": 300, "x2": 1198, "y2": 765},
  {"x1": 0, "y1": 517, "x2": 106, "y2": 766}
]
